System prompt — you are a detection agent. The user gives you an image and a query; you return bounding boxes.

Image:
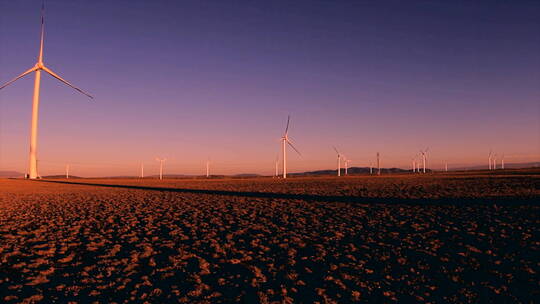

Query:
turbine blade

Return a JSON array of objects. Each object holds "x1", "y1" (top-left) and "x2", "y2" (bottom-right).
[
  {"x1": 284, "y1": 115, "x2": 290, "y2": 134},
  {"x1": 333, "y1": 146, "x2": 339, "y2": 155},
  {"x1": 287, "y1": 140, "x2": 302, "y2": 157},
  {"x1": 0, "y1": 67, "x2": 37, "y2": 90},
  {"x1": 38, "y1": 1, "x2": 45, "y2": 63},
  {"x1": 42, "y1": 66, "x2": 93, "y2": 99}
]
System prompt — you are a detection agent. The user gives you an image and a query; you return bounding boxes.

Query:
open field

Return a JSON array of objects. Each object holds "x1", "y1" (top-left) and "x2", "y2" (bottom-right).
[{"x1": 1, "y1": 170, "x2": 539, "y2": 303}]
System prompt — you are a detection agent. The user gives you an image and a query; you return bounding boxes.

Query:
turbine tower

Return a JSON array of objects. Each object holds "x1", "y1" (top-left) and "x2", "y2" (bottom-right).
[
  {"x1": 156, "y1": 158, "x2": 166, "y2": 180},
  {"x1": 0, "y1": 3, "x2": 93, "y2": 179},
  {"x1": 333, "y1": 147, "x2": 342, "y2": 177},
  {"x1": 501, "y1": 154, "x2": 505, "y2": 170},
  {"x1": 65, "y1": 164, "x2": 70, "y2": 179},
  {"x1": 140, "y1": 162, "x2": 144, "y2": 179},
  {"x1": 412, "y1": 157, "x2": 417, "y2": 173},
  {"x1": 280, "y1": 115, "x2": 301, "y2": 179},
  {"x1": 420, "y1": 148, "x2": 428, "y2": 173},
  {"x1": 492, "y1": 154, "x2": 497, "y2": 170},
  {"x1": 206, "y1": 158, "x2": 210, "y2": 178}
]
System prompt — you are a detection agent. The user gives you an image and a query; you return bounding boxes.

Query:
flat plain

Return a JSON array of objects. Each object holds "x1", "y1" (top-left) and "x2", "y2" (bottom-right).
[{"x1": 1, "y1": 170, "x2": 538, "y2": 303}]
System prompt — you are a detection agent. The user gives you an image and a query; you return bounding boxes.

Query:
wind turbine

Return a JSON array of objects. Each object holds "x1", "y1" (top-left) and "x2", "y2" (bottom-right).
[
  {"x1": 501, "y1": 154, "x2": 505, "y2": 170},
  {"x1": 280, "y1": 115, "x2": 301, "y2": 179},
  {"x1": 412, "y1": 157, "x2": 416, "y2": 173},
  {"x1": 156, "y1": 158, "x2": 166, "y2": 180},
  {"x1": 206, "y1": 158, "x2": 210, "y2": 178},
  {"x1": 344, "y1": 158, "x2": 351, "y2": 175},
  {"x1": 420, "y1": 148, "x2": 428, "y2": 173},
  {"x1": 445, "y1": 162, "x2": 448, "y2": 172},
  {"x1": 0, "y1": 3, "x2": 93, "y2": 179},
  {"x1": 376, "y1": 152, "x2": 381, "y2": 175},
  {"x1": 140, "y1": 162, "x2": 144, "y2": 179},
  {"x1": 65, "y1": 164, "x2": 70, "y2": 179},
  {"x1": 333, "y1": 147, "x2": 342, "y2": 177},
  {"x1": 492, "y1": 154, "x2": 497, "y2": 170},
  {"x1": 274, "y1": 155, "x2": 279, "y2": 178},
  {"x1": 488, "y1": 150, "x2": 493, "y2": 170}
]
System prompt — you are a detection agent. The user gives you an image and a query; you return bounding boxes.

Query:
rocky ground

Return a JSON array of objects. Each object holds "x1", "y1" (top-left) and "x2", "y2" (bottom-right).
[{"x1": 0, "y1": 171, "x2": 538, "y2": 303}]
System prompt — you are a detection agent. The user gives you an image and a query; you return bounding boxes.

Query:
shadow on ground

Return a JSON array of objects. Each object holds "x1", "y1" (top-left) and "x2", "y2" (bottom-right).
[{"x1": 36, "y1": 179, "x2": 538, "y2": 206}]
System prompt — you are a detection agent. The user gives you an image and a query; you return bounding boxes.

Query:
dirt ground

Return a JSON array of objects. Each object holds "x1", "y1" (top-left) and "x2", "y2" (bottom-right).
[{"x1": 0, "y1": 170, "x2": 538, "y2": 303}]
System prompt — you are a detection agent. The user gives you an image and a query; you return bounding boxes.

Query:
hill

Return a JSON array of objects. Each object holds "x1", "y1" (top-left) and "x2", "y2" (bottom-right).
[
  {"x1": 451, "y1": 162, "x2": 539, "y2": 171},
  {"x1": 291, "y1": 167, "x2": 413, "y2": 176},
  {"x1": 0, "y1": 171, "x2": 24, "y2": 178}
]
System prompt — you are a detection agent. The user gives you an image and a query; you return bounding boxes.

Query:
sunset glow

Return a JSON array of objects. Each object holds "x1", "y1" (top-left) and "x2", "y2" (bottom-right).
[{"x1": 1, "y1": 1, "x2": 538, "y2": 177}]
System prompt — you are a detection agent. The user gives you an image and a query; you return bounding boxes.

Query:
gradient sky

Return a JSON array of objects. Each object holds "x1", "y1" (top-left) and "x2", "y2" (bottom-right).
[{"x1": 1, "y1": 0, "x2": 539, "y2": 176}]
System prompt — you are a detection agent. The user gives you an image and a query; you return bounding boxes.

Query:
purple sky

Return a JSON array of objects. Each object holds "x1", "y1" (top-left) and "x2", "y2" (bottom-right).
[{"x1": 1, "y1": 0, "x2": 539, "y2": 176}]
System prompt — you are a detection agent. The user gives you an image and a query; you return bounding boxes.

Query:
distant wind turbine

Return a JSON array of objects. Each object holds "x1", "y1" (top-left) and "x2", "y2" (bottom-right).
[
  {"x1": 344, "y1": 158, "x2": 351, "y2": 175},
  {"x1": 156, "y1": 158, "x2": 166, "y2": 180},
  {"x1": 445, "y1": 162, "x2": 448, "y2": 172},
  {"x1": 376, "y1": 152, "x2": 381, "y2": 175},
  {"x1": 0, "y1": 3, "x2": 93, "y2": 179},
  {"x1": 140, "y1": 162, "x2": 144, "y2": 179},
  {"x1": 420, "y1": 148, "x2": 429, "y2": 173},
  {"x1": 65, "y1": 164, "x2": 70, "y2": 179},
  {"x1": 488, "y1": 150, "x2": 493, "y2": 170},
  {"x1": 333, "y1": 147, "x2": 342, "y2": 177},
  {"x1": 280, "y1": 116, "x2": 301, "y2": 179},
  {"x1": 492, "y1": 154, "x2": 497, "y2": 170},
  {"x1": 206, "y1": 158, "x2": 210, "y2": 178},
  {"x1": 501, "y1": 154, "x2": 505, "y2": 170},
  {"x1": 274, "y1": 156, "x2": 279, "y2": 178},
  {"x1": 412, "y1": 157, "x2": 416, "y2": 173}
]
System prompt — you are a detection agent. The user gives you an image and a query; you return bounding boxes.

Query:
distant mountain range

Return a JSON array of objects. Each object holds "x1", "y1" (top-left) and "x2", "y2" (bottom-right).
[
  {"x1": 41, "y1": 175, "x2": 82, "y2": 179},
  {"x1": 2, "y1": 162, "x2": 537, "y2": 179},
  {"x1": 290, "y1": 167, "x2": 412, "y2": 176}
]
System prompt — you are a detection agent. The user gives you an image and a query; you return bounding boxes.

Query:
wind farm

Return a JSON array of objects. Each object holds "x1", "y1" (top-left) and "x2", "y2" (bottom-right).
[{"x1": 0, "y1": 1, "x2": 538, "y2": 303}]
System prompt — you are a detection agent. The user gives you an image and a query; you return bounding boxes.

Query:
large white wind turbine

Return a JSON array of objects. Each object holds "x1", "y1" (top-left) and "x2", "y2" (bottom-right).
[
  {"x1": 333, "y1": 147, "x2": 342, "y2": 177},
  {"x1": 501, "y1": 154, "x2": 505, "y2": 170},
  {"x1": 280, "y1": 115, "x2": 301, "y2": 179},
  {"x1": 0, "y1": 3, "x2": 93, "y2": 179}
]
